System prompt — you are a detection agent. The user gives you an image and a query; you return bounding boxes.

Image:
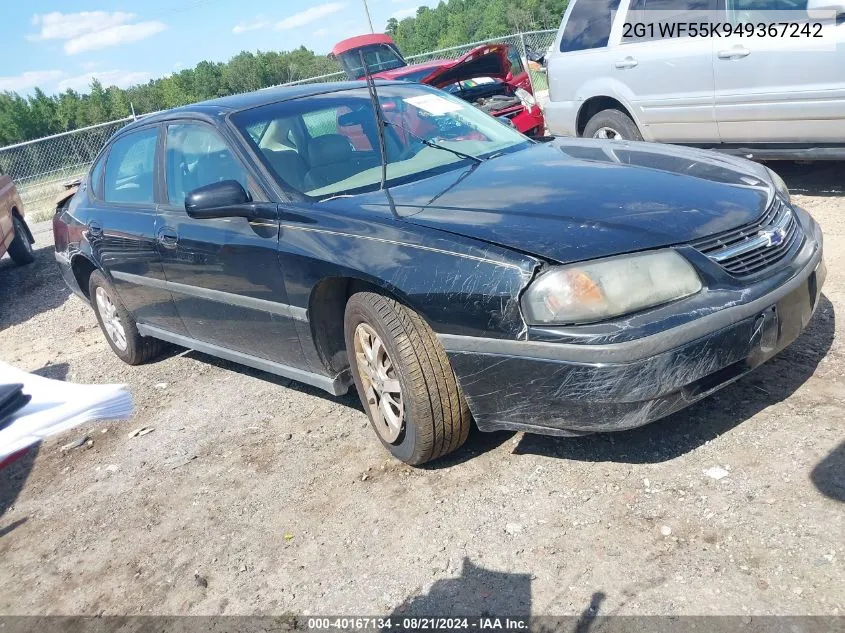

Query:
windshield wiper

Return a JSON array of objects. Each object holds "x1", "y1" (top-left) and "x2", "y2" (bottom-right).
[{"x1": 383, "y1": 120, "x2": 484, "y2": 165}]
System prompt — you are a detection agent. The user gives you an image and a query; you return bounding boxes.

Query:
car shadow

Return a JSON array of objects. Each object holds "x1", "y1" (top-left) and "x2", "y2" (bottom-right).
[
  {"x1": 811, "y1": 440, "x2": 845, "y2": 503},
  {"x1": 389, "y1": 557, "x2": 532, "y2": 619},
  {"x1": 182, "y1": 350, "x2": 365, "y2": 413},
  {"x1": 0, "y1": 444, "x2": 38, "y2": 537},
  {"x1": 0, "y1": 244, "x2": 71, "y2": 330},
  {"x1": 31, "y1": 361, "x2": 70, "y2": 381},
  {"x1": 514, "y1": 294, "x2": 835, "y2": 465},
  {"x1": 767, "y1": 161, "x2": 845, "y2": 197}
]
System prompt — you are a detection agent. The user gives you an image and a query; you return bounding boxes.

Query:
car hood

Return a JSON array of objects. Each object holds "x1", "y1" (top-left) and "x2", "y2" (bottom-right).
[
  {"x1": 389, "y1": 138, "x2": 776, "y2": 264},
  {"x1": 393, "y1": 44, "x2": 511, "y2": 87}
]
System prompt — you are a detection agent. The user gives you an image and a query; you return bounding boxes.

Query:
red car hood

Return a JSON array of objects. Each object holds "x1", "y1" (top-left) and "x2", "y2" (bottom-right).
[{"x1": 376, "y1": 44, "x2": 511, "y2": 87}]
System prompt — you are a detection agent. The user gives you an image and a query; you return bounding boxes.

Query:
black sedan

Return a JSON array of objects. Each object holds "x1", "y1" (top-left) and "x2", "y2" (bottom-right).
[{"x1": 54, "y1": 81, "x2": 826, "y2": 465}]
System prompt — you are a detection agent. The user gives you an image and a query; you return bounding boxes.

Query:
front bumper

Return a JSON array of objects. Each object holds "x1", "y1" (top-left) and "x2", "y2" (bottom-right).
[{"x1": 441, "y1": 223, "x2": 826, "y2": 436}]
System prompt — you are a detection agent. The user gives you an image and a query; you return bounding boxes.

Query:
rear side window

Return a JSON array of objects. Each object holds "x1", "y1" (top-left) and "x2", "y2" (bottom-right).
[
  {"x1": 561, "y1": 0, "x2": 622, "y2": 52},
  {"x1": 104, "y1": 128, "x2": 158, "y2": 204}
]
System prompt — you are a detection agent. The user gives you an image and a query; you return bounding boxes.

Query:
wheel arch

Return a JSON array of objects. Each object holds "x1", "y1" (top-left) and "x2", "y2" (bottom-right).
[
  {"x1": 307, "y1": 274, "x2": 419, "y2": 376},
  {"x1": 576, "y1": 95, "x2": 639, "y2": 137},
  {"x1": 70, "y1": 253, "x2": 99, "y2": 301}
]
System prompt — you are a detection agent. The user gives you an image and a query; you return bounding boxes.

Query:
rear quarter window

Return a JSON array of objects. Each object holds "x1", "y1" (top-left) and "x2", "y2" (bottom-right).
[{"x1": 561, "y1": 0, "x2": 623, "y2": 52}]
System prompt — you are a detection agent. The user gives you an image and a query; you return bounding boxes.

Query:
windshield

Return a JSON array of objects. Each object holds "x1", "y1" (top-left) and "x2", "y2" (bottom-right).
[
  {"x1": 231, "y1": 84, "x2": 531, "y2": 200},
  {"x1": 338, "y1": 44, "x2": 406, "y2": 79}
]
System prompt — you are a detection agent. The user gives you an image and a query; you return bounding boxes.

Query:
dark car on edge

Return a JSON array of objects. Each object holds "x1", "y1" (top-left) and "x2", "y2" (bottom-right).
[{"x1": 53, "y1": 81, "x2": 826, "y2": 465}]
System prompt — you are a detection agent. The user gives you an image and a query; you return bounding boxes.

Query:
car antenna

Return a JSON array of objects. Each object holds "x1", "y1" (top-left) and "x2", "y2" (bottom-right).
[
  {"x1": 359, "y1": 50, "x2": 389, "y2": 191},
  {"x1": 358, "y1": 50, "x2": 399, "y2": 218}
]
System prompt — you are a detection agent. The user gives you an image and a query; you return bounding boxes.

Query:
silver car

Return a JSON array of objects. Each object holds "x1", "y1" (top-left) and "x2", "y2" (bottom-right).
[{"x1": 544, "y1": 0, "x2": 845, "y2": 159}]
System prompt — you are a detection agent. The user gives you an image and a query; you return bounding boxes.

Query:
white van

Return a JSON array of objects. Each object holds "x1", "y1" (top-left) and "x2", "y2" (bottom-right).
[{"x1": 544, "y1": 0, "x2": 845, "y2": 159}]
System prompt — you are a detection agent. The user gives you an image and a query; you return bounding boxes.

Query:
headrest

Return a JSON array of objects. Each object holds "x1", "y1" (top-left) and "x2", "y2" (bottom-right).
[{"x1": 308, "y1": 134, "x2": 353, "y2": 167}]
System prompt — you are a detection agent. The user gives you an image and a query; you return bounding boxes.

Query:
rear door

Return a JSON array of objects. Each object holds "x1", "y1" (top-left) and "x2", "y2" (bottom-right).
[
  {"x1": 156, "y1": 120, "x2": 306, "y2": 366},
  {"x1": 713, "y1": 0, "x2": 845, "y2": 143},
  {"x1": 92, "y1": 125, "x2": 187, "y2": 335}
]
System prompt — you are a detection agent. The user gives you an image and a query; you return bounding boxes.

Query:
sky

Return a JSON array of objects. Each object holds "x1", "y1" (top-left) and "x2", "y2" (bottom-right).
[{"x1": 0, "y1": 0, "x2": 438, "y2": 96}]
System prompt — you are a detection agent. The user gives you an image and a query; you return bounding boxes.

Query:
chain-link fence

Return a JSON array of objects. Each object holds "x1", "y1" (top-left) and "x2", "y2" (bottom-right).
[{"x1": 0, "y1": 29, "x2": 557, "y2": 222}]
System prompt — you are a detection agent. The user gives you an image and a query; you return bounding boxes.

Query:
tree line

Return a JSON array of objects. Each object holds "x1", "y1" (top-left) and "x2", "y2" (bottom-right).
[{"x1": 0, "y1": 0, "x2": 568, "y2": 147}]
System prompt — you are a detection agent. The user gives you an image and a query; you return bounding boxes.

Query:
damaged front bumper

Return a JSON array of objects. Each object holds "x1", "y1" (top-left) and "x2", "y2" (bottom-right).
[{"x1": 440, "y1": 219, "x2": 826, "y2": 436}]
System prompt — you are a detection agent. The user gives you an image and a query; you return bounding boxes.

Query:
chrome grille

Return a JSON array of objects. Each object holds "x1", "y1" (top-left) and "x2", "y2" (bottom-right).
[{"x1": 692, "y1": 198, "x2": 802, "y2": 277}]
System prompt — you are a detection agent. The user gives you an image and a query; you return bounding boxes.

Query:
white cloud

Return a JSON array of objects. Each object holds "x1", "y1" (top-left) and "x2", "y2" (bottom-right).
[
  {"x1": 274, "y1": 2, "x2": 347, "y2": 30},
  {"x1": 391, "y1": 7, "x2": 418, "y2": 20},
  {"x1": 29, "y1": 11, "x2": 167, "y2": 55},
  {"x1": 0, "y1": 70, "x2": 64, "y2": 92},
  {"x1": 57, "y1": 70, "x2": 153, "y2": 92},
  {"x1": 233, "y1": 17, "x2": 271, "y2": 34}
]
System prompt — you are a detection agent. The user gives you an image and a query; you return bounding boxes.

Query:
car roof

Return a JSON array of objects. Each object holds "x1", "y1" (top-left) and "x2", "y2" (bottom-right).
[{"x1": 119, "y1": 80, "x2": 405, "y2": 132}]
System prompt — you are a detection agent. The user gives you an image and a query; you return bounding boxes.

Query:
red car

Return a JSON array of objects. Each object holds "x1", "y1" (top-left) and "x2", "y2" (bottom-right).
[
  {"x1": 330, "y1": 34, "x2": 545, "y2": 138},
  {"x1": 0, "y1": 170, "x2": 34, "y2": 266}
]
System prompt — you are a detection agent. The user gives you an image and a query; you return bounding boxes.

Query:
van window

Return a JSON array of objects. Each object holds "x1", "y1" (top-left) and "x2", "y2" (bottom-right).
[{"x1": 560, "y1": 0, "x2": 622, "y2": 52}]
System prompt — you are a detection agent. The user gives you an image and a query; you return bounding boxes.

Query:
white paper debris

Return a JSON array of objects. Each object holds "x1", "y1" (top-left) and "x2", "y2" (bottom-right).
[
  {"x1": 0, "y1": 362, "x2": 133, "y2": 460},
  {"x1": 404, "y1": 94, "x2": 464, "y2": 116}
]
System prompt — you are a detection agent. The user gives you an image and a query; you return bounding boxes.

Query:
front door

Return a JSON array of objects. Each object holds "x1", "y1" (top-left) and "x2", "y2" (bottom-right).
[
  {"x1": 714, "y1": 0, "x2": 845, "y2": 143},
  {"x1": 156, "y1": 121, "x2": 306, "y2": 367}
]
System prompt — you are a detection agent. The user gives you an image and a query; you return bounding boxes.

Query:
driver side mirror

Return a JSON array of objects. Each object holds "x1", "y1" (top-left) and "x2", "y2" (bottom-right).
[{"x1": 184, "y1": 180, "x2": 274, "y2": 221}]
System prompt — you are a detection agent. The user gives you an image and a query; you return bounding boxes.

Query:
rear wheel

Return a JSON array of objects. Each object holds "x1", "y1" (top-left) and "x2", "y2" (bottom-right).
[
  {"x1": 583, "y1": 109, "x2": 643, "y2": 141},
  {"x1": 8, "y1": 216, "x2": 35, "y2": 265},
  {"x1": 344, "y1": 292, "x2": 471, "y2": 465},
  {"x1": 89, "y1": 270, "x2": 164, "y2": 365}
]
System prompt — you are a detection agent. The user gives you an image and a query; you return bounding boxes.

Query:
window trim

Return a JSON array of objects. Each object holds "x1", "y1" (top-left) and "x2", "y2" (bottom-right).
[
  {"x1": 158, "y1": 118, "x2": 265, "y2": 212},
  {"x1": 99, "y1": 123, "x2": 162, "y2": 209}
]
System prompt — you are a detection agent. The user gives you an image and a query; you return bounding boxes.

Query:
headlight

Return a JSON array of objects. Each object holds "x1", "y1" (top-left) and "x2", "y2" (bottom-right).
[
  {"x1": 522, "y1": 250, "x2": 702, "y2": 325},
  {"x1": 514, "y1": 88, "x2": 536, "y2": 108},
  {"x1": 766, "y1": 167, "x2": 791, "y2": 203}
]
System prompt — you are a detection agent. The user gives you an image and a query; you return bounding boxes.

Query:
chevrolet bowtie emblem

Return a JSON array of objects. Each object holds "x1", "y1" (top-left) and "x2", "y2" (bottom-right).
[{"x1": 760, "y1": 227, "x2": 787, "y2": 247}]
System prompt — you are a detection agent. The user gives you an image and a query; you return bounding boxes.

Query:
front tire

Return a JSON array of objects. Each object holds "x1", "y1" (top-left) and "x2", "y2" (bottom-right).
[
  {"x1": 344, "y1": 292, "x2": 471, "y2": 465},
  {"x1": 89, "y1": 270, "x2": 164, "y2": 365},
  {"x1": 583, "y1": 108, "x2": 643, "y2": 141},
  {"x1": 8, "y1": 216, "x2": 35, "y2": 265}
]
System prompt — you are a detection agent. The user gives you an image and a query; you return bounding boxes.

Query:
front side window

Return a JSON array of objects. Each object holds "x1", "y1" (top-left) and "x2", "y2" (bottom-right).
[
  {"x1": 624, "y1": 0, "x2": 713, "y2": 42},
  {"x1": 232, "y1": 84, "x2": 531, "y2": 200},
  {"x1": 104, "y1": 128, "x2": 158, "y2": 204},
  {"x1": 561, "y1": 0, "x2": 623, "y2": 52},
  {"x1": 165, "y1": 123, "x2": 248, "y2": 207}
]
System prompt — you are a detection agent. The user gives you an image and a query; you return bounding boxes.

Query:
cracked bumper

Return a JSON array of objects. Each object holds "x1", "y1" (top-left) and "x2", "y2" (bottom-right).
[{"x1": 441, "y1": 240, "x2": 826, "y2": 436}]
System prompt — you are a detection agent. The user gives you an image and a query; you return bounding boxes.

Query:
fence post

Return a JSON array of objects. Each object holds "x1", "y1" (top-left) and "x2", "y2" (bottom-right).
[{"x1": 517, "y1": 31, "x2": 536, "y2": 95}]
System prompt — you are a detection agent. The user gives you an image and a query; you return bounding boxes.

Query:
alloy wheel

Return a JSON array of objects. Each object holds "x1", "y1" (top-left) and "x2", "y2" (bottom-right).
[
  {"x1": 354, "y1": 322, "x2": 404, "y2": 444},
  {"x1": 95, "y1": 286, "x2": 128, "y2": 351},
  {"x1": 593, "y1": 127, "x2": 624, "y2": 140}
]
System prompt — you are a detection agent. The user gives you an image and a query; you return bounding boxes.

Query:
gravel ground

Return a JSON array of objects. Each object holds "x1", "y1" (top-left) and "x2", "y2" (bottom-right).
[{"x1": 0, "y1": 163, "x2": 843, "y2": 617}]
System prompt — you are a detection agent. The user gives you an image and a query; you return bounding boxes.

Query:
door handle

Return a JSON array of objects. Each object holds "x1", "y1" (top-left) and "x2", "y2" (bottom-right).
[
  {"x1": 156, "y1": 227, "x2": 178, "y2": 249},
  {"x1": 87, "y1": 221, "x2": 103, "y2": 238},
  {"x1": 614, "y1": 57, "x2": 639, "y2": 69},
  {"x1": 718, "y1": 47, "x2": 751, "y2": 59}
]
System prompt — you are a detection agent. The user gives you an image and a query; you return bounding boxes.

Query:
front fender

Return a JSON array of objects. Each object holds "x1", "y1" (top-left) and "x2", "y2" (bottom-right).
[{"x1": 277, "y1": 206, "x2": 540, "y2": 340}]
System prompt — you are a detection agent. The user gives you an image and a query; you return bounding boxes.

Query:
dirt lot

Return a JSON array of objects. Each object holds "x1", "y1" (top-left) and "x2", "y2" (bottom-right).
[{"x1": 0, "y1": 163, "x2": 843, "y2": 617}]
